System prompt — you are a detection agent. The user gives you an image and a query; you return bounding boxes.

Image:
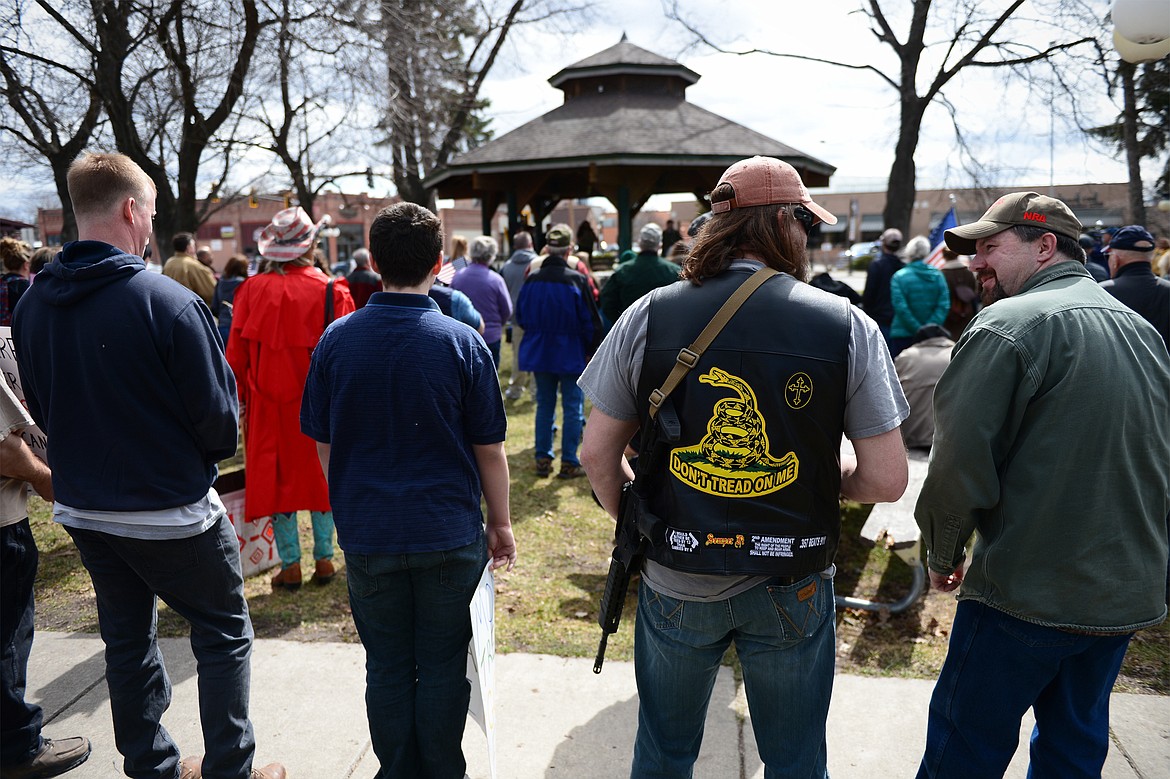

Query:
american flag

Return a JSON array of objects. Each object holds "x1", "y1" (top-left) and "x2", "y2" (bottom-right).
[{"x1": 925, "y1": 207, "x2": 958, "y2": 268}]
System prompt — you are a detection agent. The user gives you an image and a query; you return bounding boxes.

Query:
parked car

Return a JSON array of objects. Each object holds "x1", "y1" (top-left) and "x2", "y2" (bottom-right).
[{"x1": 840, "y1": 241, "x2": 879, "y2": 270}]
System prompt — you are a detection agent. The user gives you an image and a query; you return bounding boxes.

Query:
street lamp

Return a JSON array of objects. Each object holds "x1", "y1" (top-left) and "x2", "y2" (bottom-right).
[{"x1": 1111, "y1": 0, "x2": 1170, "y2": 63}]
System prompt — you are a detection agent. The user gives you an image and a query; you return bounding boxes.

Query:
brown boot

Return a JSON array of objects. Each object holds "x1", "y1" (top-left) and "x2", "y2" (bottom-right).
[
  {"x1": 270, "y1": 563, "x2": 302, "y2": 591},
  {"x1": 311, "y1": 558, "x2": 335, "y2": 586},
  {"x1": 251, "y1": 762, "x2": 287, "y2": 779},
  {"x1": 179, "y1": 755, "x2": 203, "y2": 779}
]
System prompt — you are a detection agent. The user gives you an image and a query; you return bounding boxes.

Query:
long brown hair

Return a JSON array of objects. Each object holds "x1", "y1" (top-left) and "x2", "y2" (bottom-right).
[{"x1": 684, "y1": 186, "x2": 810, "y2": 283}]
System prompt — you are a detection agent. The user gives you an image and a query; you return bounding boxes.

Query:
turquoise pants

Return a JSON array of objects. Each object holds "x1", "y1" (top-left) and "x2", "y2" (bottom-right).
[{"x1": 271, "y1": 511, "x2": 334, "y2": 567}]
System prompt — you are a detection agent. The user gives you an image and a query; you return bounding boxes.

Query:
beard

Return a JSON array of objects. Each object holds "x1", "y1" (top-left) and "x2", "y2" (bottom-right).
[
  {"x1": 980, "y1": 282, "x2": 1007, "y2": 306},
  {"x1": 977, "y1": 272, "x2": 1008, "y2": 306}
]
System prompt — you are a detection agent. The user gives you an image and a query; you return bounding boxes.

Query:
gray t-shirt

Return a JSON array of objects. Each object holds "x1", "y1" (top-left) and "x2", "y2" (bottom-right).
[{"x1": 578, "y1": 262, "x2": 909, "y2": 600}]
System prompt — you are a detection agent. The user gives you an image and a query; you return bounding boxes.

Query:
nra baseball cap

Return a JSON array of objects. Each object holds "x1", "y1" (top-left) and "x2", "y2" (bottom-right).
[
  {"x1": 545, "y1": 223, "x2": 573, "y2": 248},
  {"x1": 1104, "y1": 225, "x2": 1155, "y2": 253},
  {"x1": 710, "y1": 156, "x2": 837, "y2": 225},
  {"x1": 944, "y1": 192, "x2": 1082, "y2": 255}
]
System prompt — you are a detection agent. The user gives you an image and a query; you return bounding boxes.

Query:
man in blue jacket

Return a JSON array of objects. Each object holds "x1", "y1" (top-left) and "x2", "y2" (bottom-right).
[
  {"x1": 516, "y1": 223, "x2": 601, "y2": 478},
  {"x1": 13, "y1": 152, "x2": 284, "y2": 779}
]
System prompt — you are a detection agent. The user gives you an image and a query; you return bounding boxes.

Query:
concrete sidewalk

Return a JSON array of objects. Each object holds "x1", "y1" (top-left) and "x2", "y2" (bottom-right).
[{"x1": 27, "y1": 631, "x2": 1168, "y2": 778}]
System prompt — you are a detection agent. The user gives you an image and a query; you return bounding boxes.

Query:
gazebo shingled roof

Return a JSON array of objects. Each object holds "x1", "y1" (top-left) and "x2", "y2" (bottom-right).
[{"x1": 426, "y1": 37, "x2": 835, "y2": 251}]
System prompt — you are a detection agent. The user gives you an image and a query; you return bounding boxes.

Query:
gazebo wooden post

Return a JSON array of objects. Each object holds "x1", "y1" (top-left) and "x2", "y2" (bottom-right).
[
  {"x1": 617, "y1": 185, "x2": 632, "y2": 253},
  {"x1": 480, "y1": 200, "x2": 493, "y2": 240},
  {"x1": 506, "y1": 191, "x2": 521, "y2": 254}
]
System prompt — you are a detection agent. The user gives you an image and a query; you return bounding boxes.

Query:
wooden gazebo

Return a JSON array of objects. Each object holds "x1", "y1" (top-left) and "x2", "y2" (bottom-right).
[{"x1": 426, "y1": 36, "x2": 836, "y2": 251}]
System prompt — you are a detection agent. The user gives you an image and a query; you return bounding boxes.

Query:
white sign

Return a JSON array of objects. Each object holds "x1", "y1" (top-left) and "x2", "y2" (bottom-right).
[
  {"x1": 466, "y1": 562, "x2": 497, "y2": 779},
  {"x1": 0, "y1": 326, "x2": 47, "y2": 460}
]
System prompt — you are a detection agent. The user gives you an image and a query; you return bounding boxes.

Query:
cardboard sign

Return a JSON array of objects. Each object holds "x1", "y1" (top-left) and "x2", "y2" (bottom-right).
[
  {"x1": 0, "y1": 325, "x2": 48, "y2": 460},
  {"x1": 466, "y1": 561, "x2": 497, "y2": 779}
]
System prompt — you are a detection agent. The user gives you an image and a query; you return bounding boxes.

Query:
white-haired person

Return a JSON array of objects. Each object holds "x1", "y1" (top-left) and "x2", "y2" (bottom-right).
[
  {"x1": 888, "y1": 235, "x2": 950, "y2": 357},
  {"x1": 226, "y1": 207, "x2": 355, "y2": 591},
  {"x1": 451, "y1": 236, "x2": 513, "y2": 368}
]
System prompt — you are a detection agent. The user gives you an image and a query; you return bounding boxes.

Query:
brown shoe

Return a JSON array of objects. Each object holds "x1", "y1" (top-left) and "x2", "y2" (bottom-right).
[
  {"x1": 6, "y1": 736, "x2": 91, "y2": 779},
  {"x1": 251, "y1": 762, "x2": 287, "y2": 779},
  {"x1": 558, "y1": 463, "x2": 586, "y2": 479},
  {"x1": 535, "y1": 457, "x2": 553, "y2": 477},
  {"x1": 179, "y1": 755, "x2": 203, "y2": 779},
  {"x1": 311, "y1": 558, "x2": 335, "y2": 585},
  {"x1": 270, "y1": 563, "x2": 302, "y2": 591}
]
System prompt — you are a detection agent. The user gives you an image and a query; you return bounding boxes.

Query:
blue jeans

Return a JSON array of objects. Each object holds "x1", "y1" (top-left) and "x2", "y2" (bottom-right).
[
  {"x1": 533, "y1": 371, "x2": 584, "y2": 466},
  {"x1": 917, "y1": 600, "x2": 1132, "y2": 779},
  {"x1": 345, "y1": 533, "x2": 488, "y2": 779},
  {"x1": 66, "y1": 517, "x2": 255, "y2": 779},
  {"x1": 1, "y1": 519, "x2": 43, "y2": 767},
  {"x1": 485, "y1": 340, "x2": 501, "y2": 370},
  {"x1": 632, "y1": 574, "x2": 836, "y2": 779}
]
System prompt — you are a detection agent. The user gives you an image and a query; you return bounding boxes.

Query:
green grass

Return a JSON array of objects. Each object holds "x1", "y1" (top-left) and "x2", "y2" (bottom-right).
[{"x1": 27, "y1": 339, "x2": 1170, "y2": 693}]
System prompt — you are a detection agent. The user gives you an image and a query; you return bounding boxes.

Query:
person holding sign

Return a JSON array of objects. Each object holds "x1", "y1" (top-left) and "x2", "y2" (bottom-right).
[
  {"x1": 1, "y1": 380, "x2": 91, "y2": 778},
  {"x1": 301, "y1": 202, "x2": 516, "y2": 779}
]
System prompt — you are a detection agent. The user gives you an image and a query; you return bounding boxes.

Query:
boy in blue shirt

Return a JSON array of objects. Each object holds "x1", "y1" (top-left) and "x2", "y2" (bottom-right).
[{"x1": 301, "y1": 202, "x2": 516, "y2": 778}]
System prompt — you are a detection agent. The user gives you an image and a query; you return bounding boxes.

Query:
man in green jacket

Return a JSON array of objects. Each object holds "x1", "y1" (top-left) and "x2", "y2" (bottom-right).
[
  {"x1": 914, "y1": 192, "x2": 1170, "y2": 779},
  {"x1": 598, "y1": 223, "x2": 679, "y2": 326}
]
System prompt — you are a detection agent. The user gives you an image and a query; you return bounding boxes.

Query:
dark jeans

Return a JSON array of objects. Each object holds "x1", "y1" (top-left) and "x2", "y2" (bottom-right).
[
  {"x1": 485, "y1": 339, "x2": 501, "y2": 370},
  {"x1": 345, "y1": 534, "x2": 488, "y2": 779},
  {"x1": 0, "y1": 518, "x2": 43, "y2": 767},
  {"x1": 67, "y1": 517, "x2": 256, "y2": 779},
  {"x1": 917, "y1": 600, "x2": 1132, "y2": 779}
]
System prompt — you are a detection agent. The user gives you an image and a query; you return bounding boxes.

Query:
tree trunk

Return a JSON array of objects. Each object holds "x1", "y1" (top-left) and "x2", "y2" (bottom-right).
[
  {"x1": 52, "y1": 167, "x2": 77, "y2": 244},
  {"x1": 1119, "y1": 61, "x2": 1145, "y2": 225},
  {"x1": 883, "y1": 97, "x2": 926, "y2": 236}
]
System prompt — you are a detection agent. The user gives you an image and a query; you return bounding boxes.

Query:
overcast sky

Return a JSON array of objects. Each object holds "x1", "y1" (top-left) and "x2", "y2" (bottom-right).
[
  {"x1": 480, "y1": 0, "x2": 1128, "y2": 202},
  {"x1": 2, "y1": 0, "x2": 1131, "y2": 222}
]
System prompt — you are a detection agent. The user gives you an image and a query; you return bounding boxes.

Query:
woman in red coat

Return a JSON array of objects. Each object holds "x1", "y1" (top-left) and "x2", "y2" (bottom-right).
[{"x1": 227, "y1": 207, "x2": 355, "y2": 590}]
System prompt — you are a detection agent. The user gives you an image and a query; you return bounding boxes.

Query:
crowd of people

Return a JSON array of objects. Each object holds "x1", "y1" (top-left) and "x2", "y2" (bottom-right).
[{"x1": 1, "y1": 149, "x2": 1168, "y2": 779}]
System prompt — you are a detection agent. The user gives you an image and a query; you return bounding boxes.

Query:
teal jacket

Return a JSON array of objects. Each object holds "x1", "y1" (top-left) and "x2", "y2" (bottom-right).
[
  {"x1": 915, "y1": 261, "x2": 1170, "y2": 632},
  {"x1": 889, "y1": 260, "x2": 950, "y2": 338}
]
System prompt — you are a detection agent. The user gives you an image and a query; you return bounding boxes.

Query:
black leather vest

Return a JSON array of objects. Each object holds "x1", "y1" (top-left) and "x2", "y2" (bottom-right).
[{"x1": 635, "y1": 268, "x2": 851, "y2": 576}]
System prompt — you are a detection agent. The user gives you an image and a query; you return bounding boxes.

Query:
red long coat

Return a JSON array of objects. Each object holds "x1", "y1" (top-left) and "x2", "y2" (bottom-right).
[{"x1": 226, "y1": 265, "x2": 355, "y2": 519}]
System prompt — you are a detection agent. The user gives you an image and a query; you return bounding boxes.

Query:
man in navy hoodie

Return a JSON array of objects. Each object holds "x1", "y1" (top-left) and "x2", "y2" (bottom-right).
[{"x1": 12, "y1": 152, "x2": 284, "y2": 779}]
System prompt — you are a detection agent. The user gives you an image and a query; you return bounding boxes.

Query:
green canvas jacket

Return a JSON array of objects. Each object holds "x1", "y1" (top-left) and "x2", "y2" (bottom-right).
[{"x1": 915, "y1": 261, "x2": 1170, "y2": 632}]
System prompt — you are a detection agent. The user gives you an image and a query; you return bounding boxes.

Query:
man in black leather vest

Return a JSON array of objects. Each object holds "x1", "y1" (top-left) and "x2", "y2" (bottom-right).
[{"x1": 580, "y1": 156, "x2": 909, "y2": 779}]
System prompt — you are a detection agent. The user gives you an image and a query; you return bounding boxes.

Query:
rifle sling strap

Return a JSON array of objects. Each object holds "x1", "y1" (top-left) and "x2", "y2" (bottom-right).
[{"x1": 647, "y1": 266, "x2": 778, "y2": 419}]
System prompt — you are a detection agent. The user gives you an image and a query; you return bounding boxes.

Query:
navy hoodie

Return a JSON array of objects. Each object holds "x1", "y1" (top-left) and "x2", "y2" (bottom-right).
[{"x1": 12, "y1": 241, "x2": 238, "y2": 512}]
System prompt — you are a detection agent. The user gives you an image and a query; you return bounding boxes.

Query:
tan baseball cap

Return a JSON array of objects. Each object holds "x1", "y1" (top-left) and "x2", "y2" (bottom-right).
[
  {"x1": 944, "y1": 192, "x2": 1082, "y2": 255},
  {"x1": 710, "y1": 156, "x2": 837, "y2": 225}
]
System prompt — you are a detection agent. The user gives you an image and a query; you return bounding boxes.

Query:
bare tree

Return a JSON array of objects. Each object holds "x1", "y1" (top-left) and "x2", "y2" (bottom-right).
[
  {"x1": 351, "y1": 0, "x2": 521, "y2": 208},
  {"x1": 230, "y1": 0, "x2": 379, "y2": 217},
  {"x1": 0, "y1": 0, "x2": 104, "y2": 241},
  {"x1": 29, "y1": 0, "x2": 264, "y2": 254},
  {"x1": 667, "y1": 0, "x2": 1093, "y2": 234},
  {"x1": 340, "y1": 0, "x2": 589, "y2": 208}
]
